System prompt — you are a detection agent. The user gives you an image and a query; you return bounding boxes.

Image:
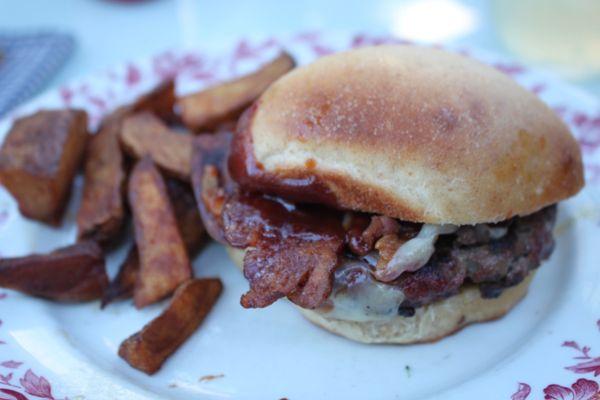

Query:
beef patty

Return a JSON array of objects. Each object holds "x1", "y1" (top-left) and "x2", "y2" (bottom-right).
[{"x1": 338, "y1": 205, "x2": 556, "y2": 315}]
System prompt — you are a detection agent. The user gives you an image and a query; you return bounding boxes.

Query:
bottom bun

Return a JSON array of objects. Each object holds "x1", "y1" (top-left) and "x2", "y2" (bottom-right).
[{"x1": 225, "y1": 246, "x2": 533, "y2": 344}]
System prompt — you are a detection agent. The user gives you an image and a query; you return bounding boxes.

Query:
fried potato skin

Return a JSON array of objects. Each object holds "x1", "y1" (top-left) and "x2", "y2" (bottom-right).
[
  {"x1": 0, "y1": 109, "x2": 88, "y2": 225},
  {"x1": 179, "y1": 52, "x2": 295, "y2": 131},
  {"x1": 101, "y1": 245, "x2": 139, "y2": 307},
  {"x1": 102, "y1": 179, "x2": 204, "y2": 307},
  {"x1": 0, "y1": 241, "x2": 108, "y2": 301},
  {"x1": 131, "y1": 79, "x2": 177, "y2": 123},
  {"x1": 77, "y1": 112, "x2": 126, "y2": 243},
  {"x1": 118, "y1": 278, "x2": 222, "y2": 374},
  {"x1": 121, "y1": 113, "x2": 193, "y2": 181},
  {"x1": 128, "y1": 157, "x2": 192, "y2": 308},
  {"x1": 166, "y1": 178, "x2": 206, "y2": 253}
]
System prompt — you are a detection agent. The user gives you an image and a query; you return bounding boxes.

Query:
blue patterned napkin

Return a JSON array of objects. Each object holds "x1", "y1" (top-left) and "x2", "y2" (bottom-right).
[{"x1": 0, "y1": 32, "x2": 74, "y2": 117}]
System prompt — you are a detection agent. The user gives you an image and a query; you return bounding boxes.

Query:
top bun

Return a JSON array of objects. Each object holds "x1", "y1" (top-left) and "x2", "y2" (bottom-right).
[{"x1": 232, "y1": 45, "x2": 583, "y2": 224}]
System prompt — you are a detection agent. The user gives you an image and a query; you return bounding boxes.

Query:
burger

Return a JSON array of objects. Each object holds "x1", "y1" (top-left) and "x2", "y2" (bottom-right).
[{"x1": 192, "y1": 45, "x2": 584, "y2": 344}]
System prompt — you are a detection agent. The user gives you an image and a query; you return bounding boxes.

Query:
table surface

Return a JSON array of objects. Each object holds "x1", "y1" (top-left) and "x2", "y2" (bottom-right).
[{"x1": 1, "y1": 0, "x2": 599, "y2": 99}]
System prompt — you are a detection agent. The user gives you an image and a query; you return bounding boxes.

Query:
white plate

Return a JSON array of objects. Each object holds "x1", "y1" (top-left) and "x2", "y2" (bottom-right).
[{"x1": 1, "y1": 32, "x2": 599, "y2": 400}]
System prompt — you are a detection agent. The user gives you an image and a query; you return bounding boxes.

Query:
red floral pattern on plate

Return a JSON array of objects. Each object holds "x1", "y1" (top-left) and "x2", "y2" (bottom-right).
[
  {"x1": 544, "y1": 379, "x2": 599, "y2": 400},
  {"x1": 0, "y1": 369, "x2": 65, "y2": 400},
  {"x1": 0, "y1": 388, "x2": 30, "y2": 400},
  {"x1": 511, "y1": 320, "x2": 600, "y2": 399},
  {"x1": 564, "y1": 342, "x2": 600, "y2": 377},
  {"x1": 0, "y1": 295, "x2": 56, "y2": 400},
  {"x1": 511, "y1": 383, "x2": 532, "y2": 400},
  {"x1": 19, "y1": 370, "x2": 55, "y2": 399},
  {"x1": 0, "y1": 363, "x2": 21, "y2": 370},
  {"x1": 0, "y1": 315, "x2": 64, "y2": 400}
]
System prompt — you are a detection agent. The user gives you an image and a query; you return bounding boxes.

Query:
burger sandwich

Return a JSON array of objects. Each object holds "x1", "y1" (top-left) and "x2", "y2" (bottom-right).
[{"x1": 191, "y1": 45, "x2": 584, "y2": 344}]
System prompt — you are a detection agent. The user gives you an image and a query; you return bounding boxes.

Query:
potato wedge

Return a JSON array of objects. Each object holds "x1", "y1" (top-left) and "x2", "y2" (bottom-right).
[
  {"x1": 178, "y1": 52, "x2": 295, "y2": 131},
  {"x1": 128, "y1": 157, "x2": 192, "y2": 308},
  {"x1": 130, "y1": 79, "x2": 176, "y2": 123},
  {"x1": 101, "y1": 245, "x2": 139, "y2": 307},
  {"x1": 0, "y1": 241, "x2": 108, "y2": 301},
  {"x1": 121, "y1": 113, "x2": 193, "y2": 181},
  {"x1": 77, "y1": 112, "x2": 127, "y2": 243},
  {"x1": 0, "y1": 109, "x2": 88, "y2": 225},
  {"x1": 166, "y1": 178, "x2": 206, "y2": 252},
  {"x1": 102, "y1": 179, "x2": 204, "y2": 307},
  {"x1": 119, "y1": 278, "x2": 222, "y2": 374},
  {"x1": 76, "y1": 80, "x2": 176, "y2": 243}
]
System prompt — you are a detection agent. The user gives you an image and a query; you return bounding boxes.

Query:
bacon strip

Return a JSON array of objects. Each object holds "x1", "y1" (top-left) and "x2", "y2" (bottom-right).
[
  {"x1": 222, "y1": 194, "x2": 344, "y2": 309},
  {"x1": 242, "y1": 237, "x2": 340, "y2": 309},
  {"x1": 286, "y1": 239, "x2": 341, "y2": 309},
  {"x1": 346, "y1": 215, "x2": 400, "y2": 255}
]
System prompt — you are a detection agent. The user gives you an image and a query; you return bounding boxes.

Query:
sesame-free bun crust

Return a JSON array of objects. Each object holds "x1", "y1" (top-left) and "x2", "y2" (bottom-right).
[
  {"x1": 242, "y1": 45, "x2": 583, "y2": 224},
  {"x1": 226, "y1": 246, "x2": 532, "y2": 344}
]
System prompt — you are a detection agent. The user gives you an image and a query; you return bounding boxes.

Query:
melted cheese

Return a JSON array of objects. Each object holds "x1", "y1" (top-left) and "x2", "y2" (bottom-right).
[
  {"x1": 318, "y1": 260, "x2": 405, "y2": 322},
  {"x1": 373, "y1": 224, "x2": 458, "y2": 282}
]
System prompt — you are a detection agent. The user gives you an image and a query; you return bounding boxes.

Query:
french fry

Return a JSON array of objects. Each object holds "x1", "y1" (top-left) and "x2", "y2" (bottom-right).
[
  {"x1": 128, "y1": 157, "x2": 192, "y2": 308},
  {"x1": 77, "y1": 111, "x2": 127, "y2": 243},
  {"x1": 121, "y1": 113, "x2": 193, "y2": 181},
  {"x1": 76, "y1": 80, "x2": 176, "y2": 243},
  {"x1": 101, "y1": 246, "x2": 139, "y2": 307},
  {"x1": 130, "y1": 79, "x2": 176, "y2": 123},
  {"x1": 166, "y1": 178, "x2": 206, "y2": 253},
  {"x1": 118, "y1": 278, "x2": 222, "y2": 374},
  {"x1": 102, "y1": 179, "x2": 204, "y2": 307},
  {"x1": 0, "y1": 110, "x2": 88, "y2": 225},
  {"x1": 178, "y1": 52, "x2": 295, "y2": 131},
  {"x1": 0, "y1": 241, "x2": 108, "y2": 301}
]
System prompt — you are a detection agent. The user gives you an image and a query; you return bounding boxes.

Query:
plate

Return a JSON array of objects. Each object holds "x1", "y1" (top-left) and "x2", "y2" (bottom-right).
[{"x1": 1, "y1": 32, "x2": 599, "y2": 400}]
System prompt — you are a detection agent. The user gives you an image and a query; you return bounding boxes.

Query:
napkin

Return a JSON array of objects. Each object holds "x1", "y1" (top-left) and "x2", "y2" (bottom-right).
[{"x1": 0, "y1": 31, "x2": 74, "y2": 117}]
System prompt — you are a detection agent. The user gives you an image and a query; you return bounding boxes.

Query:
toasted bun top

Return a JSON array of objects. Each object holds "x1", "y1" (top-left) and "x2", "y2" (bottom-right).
[{"x1": 231, "y1": 45, "x2": 584, "y2": 224}]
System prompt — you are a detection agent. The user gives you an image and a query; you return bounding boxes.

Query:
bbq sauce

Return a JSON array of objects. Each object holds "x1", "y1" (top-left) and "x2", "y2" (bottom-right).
[
  {"x1": 228, "y1": 104, "x2": 339, "y2": 208},
  {"x1": 190, "y1": 132, "x2": 234, "y2": 244},
  {"x1": 222, "y1": 192, "x2": 345, "y2": 249}
]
